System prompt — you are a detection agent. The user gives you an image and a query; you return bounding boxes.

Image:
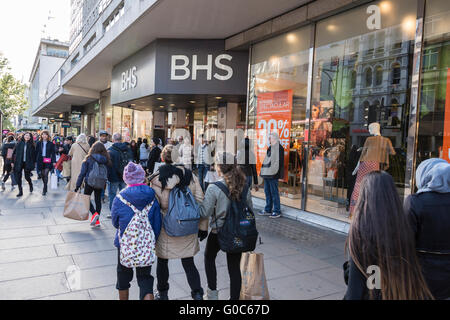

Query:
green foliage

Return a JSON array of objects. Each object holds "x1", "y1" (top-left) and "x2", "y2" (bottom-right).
[{"x1": 0, "y1": 53, "x2": 29, "y2": 119}]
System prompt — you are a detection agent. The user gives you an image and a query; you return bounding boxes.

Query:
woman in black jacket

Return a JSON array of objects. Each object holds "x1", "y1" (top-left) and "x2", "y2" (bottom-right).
[
  {"x1": 147, "y1": 138, "x2": 162, "y2": 174},
  {"x1": 404, "y1": 158, "x2": 450, "y2": 300},
  {"x1": 345, "y1": 171, "x2": 433, "y2": 300},
  {"x1": 12, "y1": 132, "x2": 36, "y2": 197},
  {"x1": 36, "y1": 130, "x2": 56, "y2": 196},
  {"x1": 237, "y1": 137, "x2": 259, "y2": 191},
  {"x1": 1, "y1": 135, "x2": 16, "y2": 191}
]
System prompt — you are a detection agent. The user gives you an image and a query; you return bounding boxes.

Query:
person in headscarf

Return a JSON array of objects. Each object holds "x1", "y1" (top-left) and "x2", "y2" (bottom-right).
[{"x1": 404, "y1": 158, "x2": 450, "y2": 300}]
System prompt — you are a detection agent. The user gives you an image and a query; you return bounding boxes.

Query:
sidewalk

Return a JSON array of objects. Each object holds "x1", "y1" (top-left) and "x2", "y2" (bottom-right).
[{"x1": 0, "y1": 175, "x2": 348, "y2": 300}]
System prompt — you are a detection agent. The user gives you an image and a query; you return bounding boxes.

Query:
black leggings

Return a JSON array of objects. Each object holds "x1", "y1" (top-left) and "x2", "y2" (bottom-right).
[
  {"x1": 3, "y1": 163, "x2": 13, "y2": 183},
  {"x1": 205, "y1": 232, "x2": 242, "y2": 300},
  {"x1": 15, "y1": 165, "x2": 32, "y2": 189},
  {"x1": 156, "y1": 257, "x2": 202, "y2": 294},
  {"x1": 84, "y1": 185, "x2": 102, "y2": 215},
  {"x1": 116, "y1": 249, "x2": 154, "y2": 299},
  {"x1": 41, "y1": 167, "x2": 51, "y2": 190}
]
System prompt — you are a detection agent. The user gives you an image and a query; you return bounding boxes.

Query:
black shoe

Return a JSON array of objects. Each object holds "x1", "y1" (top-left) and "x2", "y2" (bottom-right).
[
  {"x1": 191, "y1": 289, "x2": 204, "y2": 301},
  {"x1": 17, "y1": 190, "x2": 23, "y2": 197},
  {"x1": 155, "y1": 290, "x2": 169, "y2": 300},
  {"x1": 42, "y1": 191, "x2": 47, "y2": 196},
  {"x1": 29, "y1": 184, "x2": 34, "y2": 193}
]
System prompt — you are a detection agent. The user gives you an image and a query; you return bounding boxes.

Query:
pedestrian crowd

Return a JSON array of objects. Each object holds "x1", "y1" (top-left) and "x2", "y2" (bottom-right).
[{"x1": 1, "y1": 129, "x2": 449, "y2": 300}]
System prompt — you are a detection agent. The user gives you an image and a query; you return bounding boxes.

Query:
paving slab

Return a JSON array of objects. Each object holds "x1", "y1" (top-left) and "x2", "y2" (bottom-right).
[
  {"x1": 0, "y1": 234, "x2": 63, "y2": 250},
  {"x1": 55, "y1": 238, "x2": 116, "y2": 256},
  {"x1": 0, "y1": 256, "x2": 74, "y2": 282},
  {"x1": 0, "y1": 226, "x2": 49, "y2": 240},
  {"x1": 72, "y1": 250, "x2": 117, "y2": 270},
  {"x1": 35, "y1": 290, "x2": 92, "y2": 300},
  {"x1": 0, "y1": 273, "x2": 70, "y2": 300},
  {"x1": 0, "y1": 245, "x2": 57, "y2": 264}
]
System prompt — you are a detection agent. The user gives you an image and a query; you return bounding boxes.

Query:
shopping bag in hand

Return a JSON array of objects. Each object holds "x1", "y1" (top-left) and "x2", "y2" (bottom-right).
[
  {"x1": 63, "y1": 191, "x2": 90, "y2": 221},
  {"x1": 50, "y1": 173, "x2": 58, "y2": 190},
  {"x1": 240, "y1": 252, "x2": 270, "y2": 300}
]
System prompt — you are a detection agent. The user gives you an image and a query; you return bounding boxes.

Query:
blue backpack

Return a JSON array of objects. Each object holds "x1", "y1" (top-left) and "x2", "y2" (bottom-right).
[{"x1": 164, "y1": 185, "x2": 200, "y2": 237}]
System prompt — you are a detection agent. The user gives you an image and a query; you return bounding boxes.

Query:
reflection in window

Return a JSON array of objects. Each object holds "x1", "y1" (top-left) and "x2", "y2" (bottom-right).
[
  {"x1": 365, "y1": 67, "x2": 373, "y2": 87},
  {"x1": 392, "y1": 62, "x2": 401, "y2": 85},
  {"x1": 350, "y1": 70, "x2": 357, "y2": 89},
  {"x1": 375, "y1": 65, "x2": 383, "y2": 86}
]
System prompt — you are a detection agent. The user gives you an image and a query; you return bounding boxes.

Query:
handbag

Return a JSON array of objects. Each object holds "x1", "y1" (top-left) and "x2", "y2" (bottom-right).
[
  {"x1": 240, "y1": 252, "x2": 270, "y2": 300},
  {"x1": 63, "y1": 191, "x2": 90, "y2": 221},
  {"x1": 43, "y1": 157, "x2": 52, "y2": 164}
]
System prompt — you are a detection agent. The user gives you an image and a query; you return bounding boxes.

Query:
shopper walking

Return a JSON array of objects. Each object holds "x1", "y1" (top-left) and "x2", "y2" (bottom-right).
[
  {"x1": 130, "y1": 140, "x2": 138, "y2": 163},
  {"x1": 237, "y1": 137, "x2": 259, "y2": 191},
  {"x1": 1, "y1": 135, "x2": 16, "y2": 191},
  {"x1": 147, "y1": 138, "x2": 161, "y2": 174},
  {"x1": 66, "y1": 134, "x2": 90, "y2": 192},
  {"x1": 75, "y1": 141, "x2": 111, "y2": 228},
  {"x1": 139, "y1": 139, "x2": 150, "y2": 169},
  {"x1": 149, "y1": 145, "x2": 207, "y2": 300},
  {"x1": 404, "y1": 158, "x2": 450, "y2": 300},
  {"x1": 36, "y1": 130, "x2": 56, "y2": 196},
  {"x1": 99, "y1": 130, "x2": 113, "y2": 150},
  {"x1": 258, "y1": 132, "x2": 284, "y2": 218},
  {"x1": 345, "y1": 171, "x2": 434, "y2": 300},
  {"x1": 196, "y1": 135, "x2": 212, "y2": 192},
  {"x1": 107, "y1": 133, "x2": 131, "y2": 214},
  {"x1": 111, "y1": 162, "x2": 162, "y2": 300},
  {"x1": 12, "y1": 132, "x2": 36, "y2": 197},
  {"x1": 198, "y1": 152, "x2": 253, "y2": 300}
]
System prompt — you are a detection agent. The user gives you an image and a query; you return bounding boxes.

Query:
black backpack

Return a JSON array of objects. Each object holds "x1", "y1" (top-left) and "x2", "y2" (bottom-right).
[
  {"x1": 112, "y1": 146, "x2": 129, "y2": 177},
  {"x1": 214, "y1": 182, "x2": 258, "y2": 253}
]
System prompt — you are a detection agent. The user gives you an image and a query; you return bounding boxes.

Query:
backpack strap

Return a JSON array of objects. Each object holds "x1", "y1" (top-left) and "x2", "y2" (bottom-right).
[
  {"x1": 116, "y1": 194, "x2": 154, "y2": 217},
  {"x1": 214, "y1": 182, "x2": 230, "y2": 199}
]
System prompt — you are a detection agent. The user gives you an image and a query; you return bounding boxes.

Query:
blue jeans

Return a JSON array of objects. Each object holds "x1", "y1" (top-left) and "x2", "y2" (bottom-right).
[
  {"x1": 197, "y1": 164, "x2": 210, "y2": 192},
  {"x1": 263, "y1": 178, "x2": 281, "y2": 214},
  {"x1": 109, "y1": 181, "x2": 127, "y2": 210},
  {"x1": 246, "y1": 176, "x2": 253, "y2": 190}
]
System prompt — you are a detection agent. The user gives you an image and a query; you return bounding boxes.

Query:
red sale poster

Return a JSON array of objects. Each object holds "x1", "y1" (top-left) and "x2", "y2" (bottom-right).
[
  {"x1": 255, "y1": 90, "x2": 293, "y2": 183},
  {"x1": 443, "y1": 68, "x2": 450, "y2": 163}
]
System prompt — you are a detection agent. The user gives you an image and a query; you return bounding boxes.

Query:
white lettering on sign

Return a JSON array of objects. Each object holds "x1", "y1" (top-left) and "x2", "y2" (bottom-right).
[
  {"x1": 171, "y1": 54, "x2": 234, "y2": 81},
  {"x1": 121, "y1": 66, "x2": 137, "y2": 91},
  {"x1": 366, "y1": 5, "x2": 381, "y2": 30}
]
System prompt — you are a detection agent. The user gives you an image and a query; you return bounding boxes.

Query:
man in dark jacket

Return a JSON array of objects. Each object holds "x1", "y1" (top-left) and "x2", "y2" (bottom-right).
[
  {"x1": 258, "y1": 132, "x2": 285, "y2": 219},
  {"x1": 107, "y1": 133, "x2": 131, "y2": 213},
  {"x1": 237, "y1": 137, "x2": 259, "y2": 191},
  {"x1": 147, "y1": 137, "x2": 162, "y2": 175}
]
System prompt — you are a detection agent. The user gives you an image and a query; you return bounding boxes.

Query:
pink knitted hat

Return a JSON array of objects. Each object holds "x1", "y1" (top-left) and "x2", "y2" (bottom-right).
[{"x1": 123, "y1": 162, "x2": 146, "y2": 185}]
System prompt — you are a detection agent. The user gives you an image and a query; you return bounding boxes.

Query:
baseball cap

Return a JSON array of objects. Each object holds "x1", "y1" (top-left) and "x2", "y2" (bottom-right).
[{"x1": 99, "y1": 130, "x2": 109, "y2": 136}]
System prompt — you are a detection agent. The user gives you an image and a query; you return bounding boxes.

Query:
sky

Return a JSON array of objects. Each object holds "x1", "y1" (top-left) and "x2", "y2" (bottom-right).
[{"x1": 0, "y1": 0, "x2": 70, "y2": 83}]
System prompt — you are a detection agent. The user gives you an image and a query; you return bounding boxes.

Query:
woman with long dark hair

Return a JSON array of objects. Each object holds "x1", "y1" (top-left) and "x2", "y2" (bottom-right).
[
  {"x1": 75, "y1": 141, "x2": 111, "y2": 228},
  {"x1": 36, "y1": 130, "x2": 56, "y2": 196},
  {"x1": 12, "y1": 132, "x2": 36, "y2": 197},
  {"x1": 345, "y1": 171, "x2": 434, "y2": 300},
  {"x1": 1, "y1": 135, "x2": 17, "y2": 192},
  {"x1": 199, "y1": 152, "x2": 253, "y2": 300}
]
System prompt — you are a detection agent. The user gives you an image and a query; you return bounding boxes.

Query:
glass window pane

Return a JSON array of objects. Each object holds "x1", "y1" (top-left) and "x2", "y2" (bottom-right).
[
  {"x1": 307, "y1": 0, "x2": 417, "y2": 221},
  {"x1": 249, "y1": 25, "x2": 311, "y2": 208},
  {"x1": 417, "y1": 0, "x2": 450, "y2": 168}
]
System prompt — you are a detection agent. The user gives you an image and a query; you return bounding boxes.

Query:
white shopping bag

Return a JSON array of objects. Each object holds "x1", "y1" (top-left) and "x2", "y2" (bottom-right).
[{"x1": 50, "y1": 173, "x2": 58, "y2": 190}]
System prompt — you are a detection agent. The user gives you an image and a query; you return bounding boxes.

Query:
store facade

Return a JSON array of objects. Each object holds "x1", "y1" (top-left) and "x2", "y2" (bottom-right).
[
  {"x1": 246, "y1": 0, "x2": 450, "y2": 222},
  {"x1": 105, "y1": 39, "x2": 249, "y2": 145}
]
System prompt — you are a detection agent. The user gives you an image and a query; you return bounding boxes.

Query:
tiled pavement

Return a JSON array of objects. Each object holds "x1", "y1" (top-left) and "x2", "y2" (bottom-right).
[{"x1": 0, "y1": 176, "x2": 348, "y2": 300}]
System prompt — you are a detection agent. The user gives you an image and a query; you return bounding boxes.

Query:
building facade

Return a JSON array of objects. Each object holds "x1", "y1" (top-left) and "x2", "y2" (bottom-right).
[
  {"x1": 33, "y1": 0, "x2": 450, "y2": 231},
  {"x1": 24, "y1": 39, "x2": 69, "y2": 133}
]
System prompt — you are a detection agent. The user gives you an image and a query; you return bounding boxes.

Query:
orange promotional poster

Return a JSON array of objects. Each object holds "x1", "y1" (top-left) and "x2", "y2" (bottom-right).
[
  {"x1": 255, "y1": 90, "x2": 293, "y2": 182},
  {"x1": 443, "y1": 68, "x2": 450, "y2": 163}
]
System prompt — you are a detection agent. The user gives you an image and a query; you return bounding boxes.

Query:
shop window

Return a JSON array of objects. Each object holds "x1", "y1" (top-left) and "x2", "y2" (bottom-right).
[{"x1": 307, "y1": 0, "x2": 417, "y2": 221}]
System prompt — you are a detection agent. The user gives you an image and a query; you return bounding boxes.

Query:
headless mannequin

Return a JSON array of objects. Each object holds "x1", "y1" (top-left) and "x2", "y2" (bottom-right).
[{"x1": 352, "y1": 123, "x2": 382, "y2": 175}]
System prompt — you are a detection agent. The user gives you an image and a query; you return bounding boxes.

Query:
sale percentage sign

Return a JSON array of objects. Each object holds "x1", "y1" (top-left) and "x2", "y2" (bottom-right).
[{"x1": 278, "y1": 120, "x2": 289, "y2": 138}]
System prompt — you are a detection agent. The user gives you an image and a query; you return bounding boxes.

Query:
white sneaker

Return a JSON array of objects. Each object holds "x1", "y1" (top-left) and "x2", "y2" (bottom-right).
[{"x1": 204, "y1": 288, "x2": 218, "y2": 300}]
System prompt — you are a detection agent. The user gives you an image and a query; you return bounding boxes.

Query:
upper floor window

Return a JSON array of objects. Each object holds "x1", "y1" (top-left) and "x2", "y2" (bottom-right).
[
  {"x1": 375, "y1": 65, "x2": 383, "y2": 86},
  {"x1": 365, "y1": 67, "x2": 373, "y2": 87},
  {"x1": 392, "y1": 62, "x2": 401, "y2": 85}
]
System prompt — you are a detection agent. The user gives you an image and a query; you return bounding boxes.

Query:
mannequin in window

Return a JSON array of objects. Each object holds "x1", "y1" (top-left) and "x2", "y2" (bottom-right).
[{"x1": 348, "y1": 123, "x2": 396, "y2": 218}]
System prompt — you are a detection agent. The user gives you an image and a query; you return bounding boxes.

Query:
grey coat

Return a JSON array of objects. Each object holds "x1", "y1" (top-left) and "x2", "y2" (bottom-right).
[{"x1": 198, "y1": 179, "x2": 254, "y2": 233}]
